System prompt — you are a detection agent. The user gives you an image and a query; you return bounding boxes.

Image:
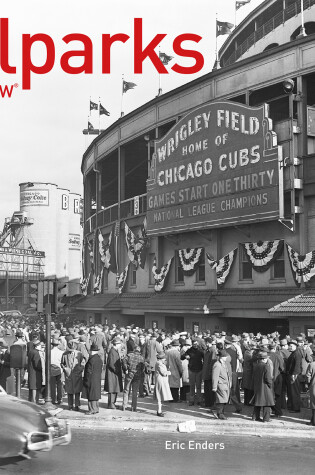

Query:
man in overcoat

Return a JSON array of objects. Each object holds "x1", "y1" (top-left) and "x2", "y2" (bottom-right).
[
  {"x1": 83, "y1": 342, "x2": 102, "y2": 414},
  {"x1": 251, "y1": 351, "x2": 275, "y2": 422},
  {"x1": 202, "y1": 337, "x2": 217, "y2": 408},
  {"x1": 104, "y1": 337, "x2": 123, "y2": 409},
  {"x1": 286, "y1": 338, "x2": 312, "y2": 412},
  {"x1": 305, "y1": 348, "x2": 315, "y2": 426},
  {"x1": 165, "y1": 340, "x2": 183, "y2": 402},
  {"x1": 61, "y1": 340, "x2": 85, "y2": 411},
  {"x1": 268, "y1": 341, "x2": 285, "y2": 417},
  {"x1": 212, "y1": 349, "x2": 232, "y2": 419}
]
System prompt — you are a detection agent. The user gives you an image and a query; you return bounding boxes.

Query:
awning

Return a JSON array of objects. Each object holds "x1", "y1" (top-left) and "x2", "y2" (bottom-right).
[
  {"x1": 130, "y1": 291, "x2": 223, "y2": 314},
  {"x1": 268, "y1": 292, "x2": 315, "y2": 317},
  {"x1": 73, "y1": 294, "x2": 116, "y2": 311}
]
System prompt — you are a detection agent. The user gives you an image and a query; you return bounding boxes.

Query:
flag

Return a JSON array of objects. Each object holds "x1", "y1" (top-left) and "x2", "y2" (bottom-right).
[
  {"x1": 159, "y1": 52, "x2": 173, "y2": 65},
  {"x1": 123, "y1": 80, "x2": 137, "y2": 93},
  {"x1": 138, "y1": 217, "x2": 148, "y2": 269},
  {"x1": 88, "y1": 121, "x2": 94, "y2": 131},
  {"x1": 99, "y1": 104, "x2": 110, "y2": 116},
  {"x1": 90, "y1": 100, "x2": 98, "y2": 111},
  {"x1": 236, "y1": 0, "x2": 250, "y2": 10},
  {"x1": 216, "y1": 20, "x2": 234, "y2": 36}
]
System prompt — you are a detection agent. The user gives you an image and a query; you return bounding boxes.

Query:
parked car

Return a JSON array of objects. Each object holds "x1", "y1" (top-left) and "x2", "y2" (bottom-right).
[
  {"x1": 0, "y1": 310, "x2": 23, "y2": 318},
  {"x1": 0, "y1": 385, "x2": 71, "y2": 459}
]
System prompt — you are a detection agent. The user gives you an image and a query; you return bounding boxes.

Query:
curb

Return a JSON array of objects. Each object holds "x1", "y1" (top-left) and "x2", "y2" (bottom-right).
[{"x1": 62, "y1": 416, "x2": 315, "y2": 439}]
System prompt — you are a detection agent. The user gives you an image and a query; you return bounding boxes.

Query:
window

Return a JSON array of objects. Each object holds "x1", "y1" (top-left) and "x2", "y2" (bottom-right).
[
  {"x1": 130, "y1": 263, "x2": 137, "y2": 286},
  {"x1": 240, "y1": 246, "x2": 252, "y2": 280},
  {"x1": 175, "y1": 251, "x2": 184, "y2": 283},
  {"x1": 272, "y1": 248, "x2": 285, "y2": 279},
  {"x1": 196, "y1": 251, "x2": 205, "y2": 282}
]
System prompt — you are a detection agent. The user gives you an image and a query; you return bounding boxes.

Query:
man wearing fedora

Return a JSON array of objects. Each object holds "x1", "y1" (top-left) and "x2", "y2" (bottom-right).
[
  {"x1": 287, "y1": 337, "x2": 312, "y2": 412},
  {"x1": 83, "y1": 342, "x2": 102, "y2": 414},
  {"x1": 104, "y1": 337, "x2": 123, "y2": 409},
  {"x1": 251, "y1": 351, "x2": 274, "y2": 422},
  {"x1": 165, "y1": 340, "x2": 183, "y2": 403},
  {"x1": 268, "y1": 341, "x2": 285, "y2": 417}
]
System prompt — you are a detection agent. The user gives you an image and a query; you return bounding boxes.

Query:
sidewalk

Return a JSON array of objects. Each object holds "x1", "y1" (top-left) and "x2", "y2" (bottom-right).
[{"x1": 52, "y1": 390, "x2": 315, "y2": 439}]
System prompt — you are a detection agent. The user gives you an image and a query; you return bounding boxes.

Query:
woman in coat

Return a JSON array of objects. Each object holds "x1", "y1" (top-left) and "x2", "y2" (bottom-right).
[
  {"x1": 154, "y1": 351, "x2": 172, "y2": 416},
  {"x1": 83, "y1": 342, "x2": 102, "y2": 415},
  {"x1": 212, "y1": 349, "x2": 232, "y2": 420},
  {"x1": 305, "y1": 350, "x2": 315, "y2": 426},
  {"x1": 104, "y1": 337, "x2": 123, "y2": 409},
  {"x1": 250, "y1": 351, "x2": 275, "y2": 422},
  {"x1": 61, "y1": 341, "x2": 85, "y2": 411}
]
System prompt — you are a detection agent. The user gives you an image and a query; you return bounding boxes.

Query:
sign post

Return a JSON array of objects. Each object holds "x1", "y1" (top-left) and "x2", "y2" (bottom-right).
[{"x1": 43, "y1": 303, "x2": 55, "y2": 411}]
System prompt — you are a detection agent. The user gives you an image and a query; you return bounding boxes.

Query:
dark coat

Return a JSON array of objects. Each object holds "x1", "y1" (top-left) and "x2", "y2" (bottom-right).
[
  {"x1": 104, "y1": 347, "x2": 123, "y2": 393},
  {"x1": 268, "y1": 351, "x2": 285, "y2": 395},
  {"x1": 202, "y1": 346, "x2": 217, "y2": 381},
  {"x1": 83, "y1": 354, "x2": 102, "y2": 401},
  {"x1": 251, "y1": 360, "x2": 275, "y2": 407},
  {"x1": 28, "y1": 348, "x2": 42, "y2": 390}
]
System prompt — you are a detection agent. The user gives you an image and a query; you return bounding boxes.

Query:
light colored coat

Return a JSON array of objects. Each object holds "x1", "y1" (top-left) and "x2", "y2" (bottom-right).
[
  {"x1": 61, "y1": 350, "x2": 84, "y2": 394},
  {"x1": 212, "y1": 359, "x2": 232, "y2": 404},
  {"x1": 166, "y1": 347, "x2": 183, "y2": 388},
  {"x1": 154, "y1": 360, "x2": 172, "y2": 402}
]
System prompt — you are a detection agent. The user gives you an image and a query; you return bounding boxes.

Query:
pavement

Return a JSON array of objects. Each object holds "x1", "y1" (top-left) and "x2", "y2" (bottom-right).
[{"x1": 47, "y1": 389, "x2": 315, "y2": 439}]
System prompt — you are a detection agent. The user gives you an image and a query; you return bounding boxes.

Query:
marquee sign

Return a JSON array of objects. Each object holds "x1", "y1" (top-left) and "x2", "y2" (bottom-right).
[{"x1": 146, "y1": 101, "x2": 283, "y2": 236}]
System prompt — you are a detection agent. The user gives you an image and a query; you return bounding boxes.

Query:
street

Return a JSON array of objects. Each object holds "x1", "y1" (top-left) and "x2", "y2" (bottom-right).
[{"x1": 0, "y1": 428, "x2": 314, "y2": 475}]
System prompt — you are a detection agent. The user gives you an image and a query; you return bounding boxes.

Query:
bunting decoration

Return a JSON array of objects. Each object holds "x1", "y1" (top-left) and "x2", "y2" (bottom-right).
[
  {"x1": 152, "y1": 256, "x2": 173, "y2": 293},
  {"x1": 93, "y1": 268, "x2": 104, "y2": 294},
  {"x1": 80, "y1": 272, "x2": 91, "y2": 296},
  {"x1": 124, "y1": 219, "x2": 148, "y2": 269},
  {"x1": 216, "y1": 20, "x2": 234, "y2": 36},
  {"x1": 206, "y1": 249, "x2": 237, "y2": 287},
  {"x1": 286, "y1": 244, "x2": 315, "y2": 287},
  {"x1": 242, "y1": 240, "x2": 284, "y2": 272},
  {"x1": 124, "y1": 222, "x2": 139, "y2": 267},
  {"x1": 178, "y1": 248, "x2": 203, "y2": 276},
  {"x1": 138, "y1": 217, "x2": 148, "y2": 269},
  {"x1": 98, "y1": 226, "x2": 117, "y2": 273},
  {"x1": 117, "y1": 263, "x2": 129, "y2": 294},
  {"x1": 87, "y1": 239, "x2": 94, "y2": 274}
]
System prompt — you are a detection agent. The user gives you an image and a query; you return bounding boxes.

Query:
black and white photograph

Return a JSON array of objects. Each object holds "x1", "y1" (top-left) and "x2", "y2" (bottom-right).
[{"x1": 0, "y1": 0, "x2": 315, "y2": 473}]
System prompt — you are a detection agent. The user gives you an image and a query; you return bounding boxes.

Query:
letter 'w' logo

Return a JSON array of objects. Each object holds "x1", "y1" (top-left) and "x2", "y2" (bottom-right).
[{"x1": 0, "y1": 84, "x2": 17, "y2": 98}]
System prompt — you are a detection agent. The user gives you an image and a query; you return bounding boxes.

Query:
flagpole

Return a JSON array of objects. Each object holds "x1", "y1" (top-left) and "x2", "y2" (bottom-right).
[
  {"x1": 215, "y1": 13, "x2": 219, "y2": 69},
  {"x1": 297, "y1": 0, "x2": 307, "y2": 38},
  {"x1": 121, "y1": 74, "x2": 124, "y2": 117},
  {"x1": 158, "y1": 47, "x2": 162, "y2": 96},
  {"x1": 98, "y1": 97, "x2": 101, "y2": 135},
  {"x1": 235, "y1": 3, "x2": 237, "y2": 27}
]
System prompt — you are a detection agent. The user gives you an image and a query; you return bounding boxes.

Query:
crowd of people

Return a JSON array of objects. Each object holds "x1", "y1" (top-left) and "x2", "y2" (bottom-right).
[{"x1": 0, "y1": 314, "x2": 315, "y2": 425}]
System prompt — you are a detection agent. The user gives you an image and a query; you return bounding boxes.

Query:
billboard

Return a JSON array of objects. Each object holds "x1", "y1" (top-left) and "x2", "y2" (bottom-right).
[
  {"x1": 0, "y1": 247, "x2": 45, "y2": 274},
  {"x1": 146, "y1": 101, "x2": 283, "y2": 236}
]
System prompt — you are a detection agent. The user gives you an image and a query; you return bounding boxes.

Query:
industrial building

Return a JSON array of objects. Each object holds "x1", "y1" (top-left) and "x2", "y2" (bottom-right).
[{"x1": 0, "y1": 183, "x2": 82, "y2": 311}]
